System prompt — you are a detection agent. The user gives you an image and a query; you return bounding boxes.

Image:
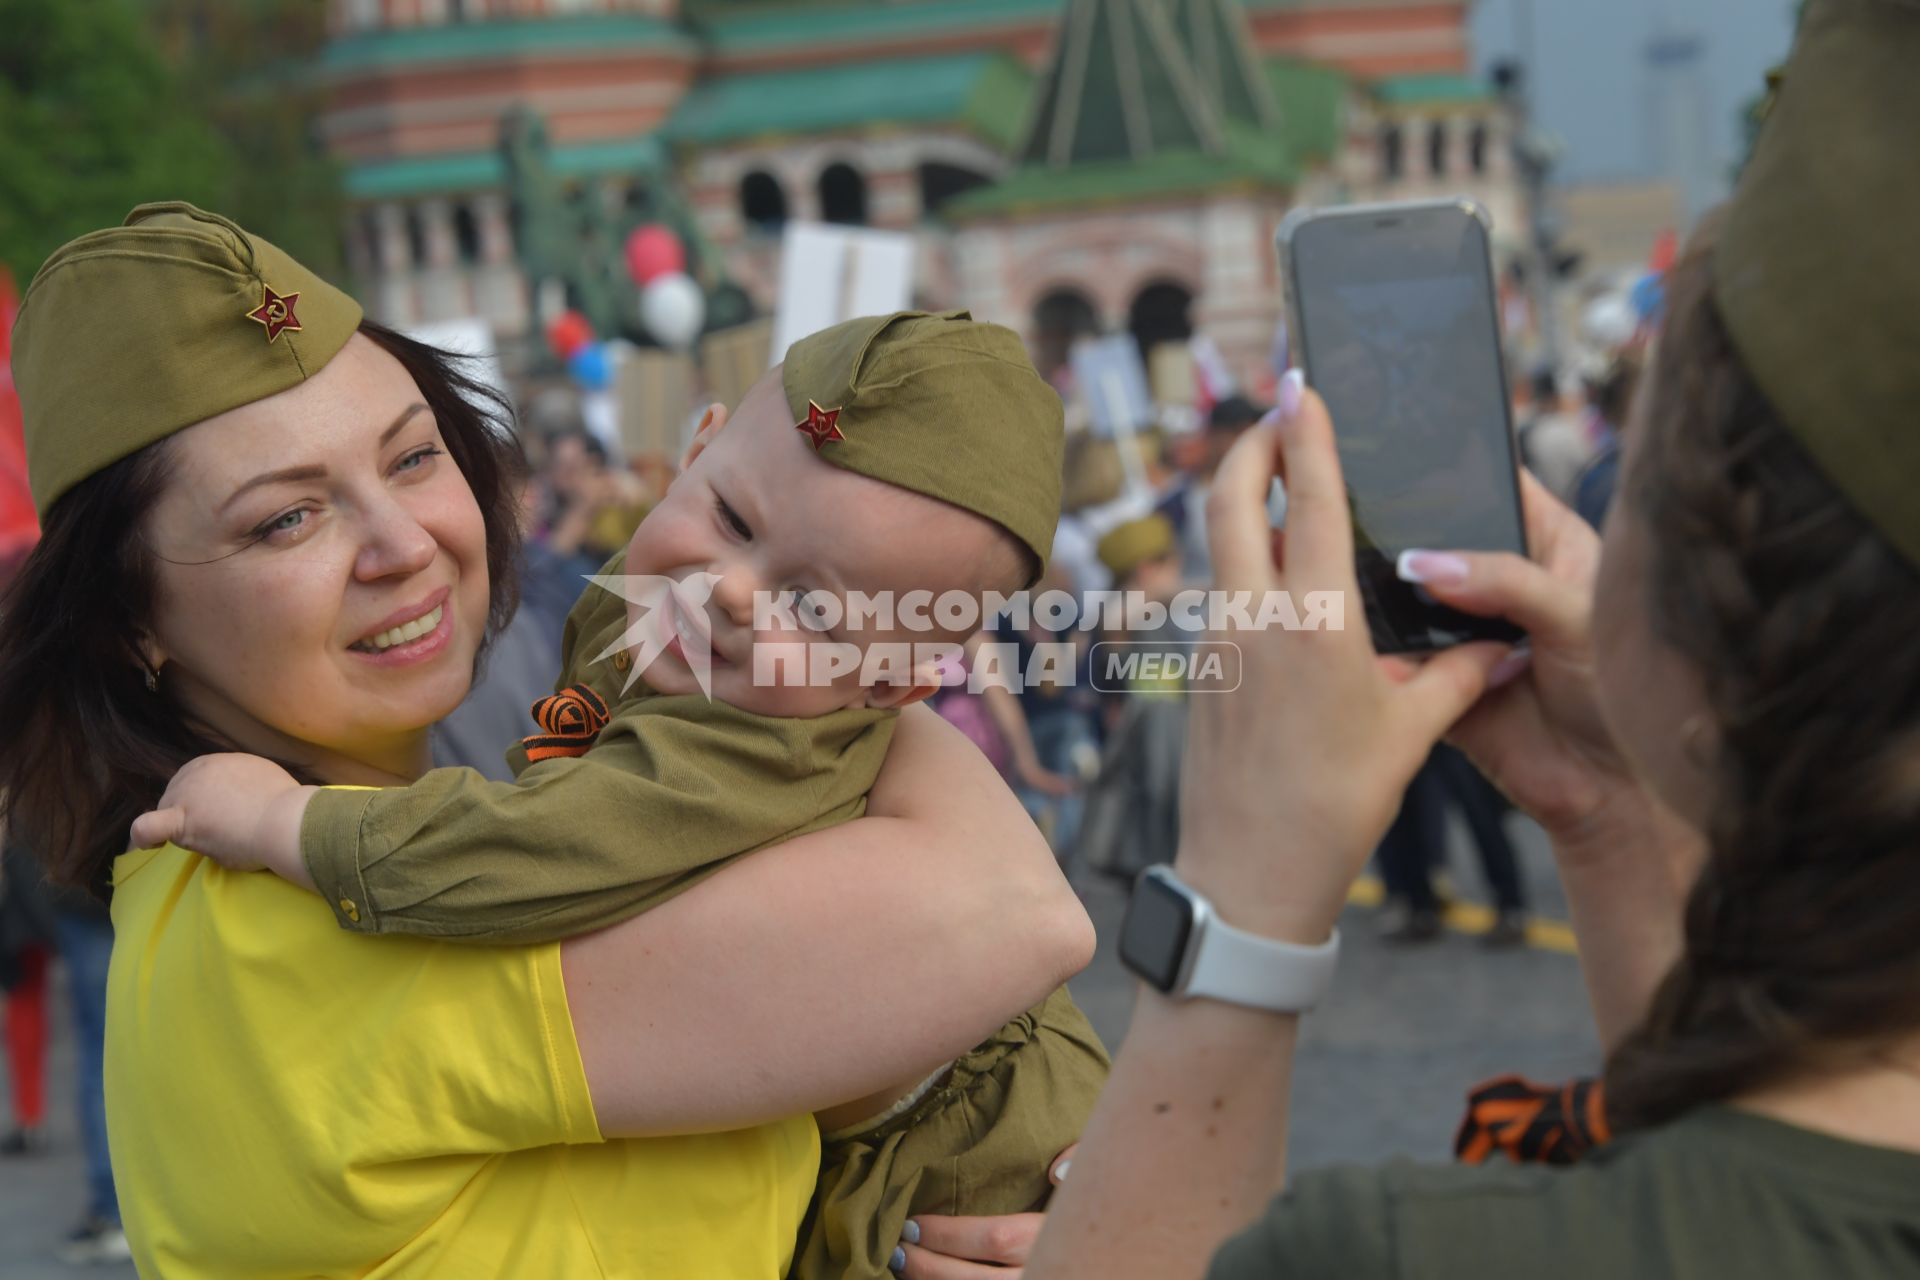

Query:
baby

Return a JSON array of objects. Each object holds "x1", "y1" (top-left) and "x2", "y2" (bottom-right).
[{"x1": 140, "y1": 311, "x2": 1109, "y2": 1280}]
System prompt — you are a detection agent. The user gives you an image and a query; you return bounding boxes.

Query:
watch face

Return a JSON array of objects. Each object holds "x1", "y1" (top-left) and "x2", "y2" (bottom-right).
[{"x1": 1119, "y1": 872, "x2": 1196, "y2": 992}]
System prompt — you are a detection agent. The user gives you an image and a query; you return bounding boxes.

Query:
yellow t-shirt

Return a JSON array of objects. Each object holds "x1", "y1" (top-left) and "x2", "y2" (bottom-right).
[{"x1": 107, "y1": 844, "x2": 818, "y2": 1278}]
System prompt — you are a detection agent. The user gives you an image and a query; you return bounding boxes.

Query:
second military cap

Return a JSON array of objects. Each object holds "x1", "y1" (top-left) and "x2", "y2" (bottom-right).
[
  {"x1": 1713, "y1": 0, "x2": 1920, "y2": 565},
  {"x1": 782, "y1": 311, "x2": 1065, "y2": 579}
]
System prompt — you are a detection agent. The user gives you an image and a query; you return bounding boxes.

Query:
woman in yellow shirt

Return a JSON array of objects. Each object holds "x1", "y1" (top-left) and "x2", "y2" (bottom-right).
[{"x1": 0, "y1": 205, "x2": 1090, "y2": 1275}]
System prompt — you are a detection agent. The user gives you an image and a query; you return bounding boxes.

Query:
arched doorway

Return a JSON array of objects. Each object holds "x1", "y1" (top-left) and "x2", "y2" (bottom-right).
[
  {"x1": 1031, "y1": 287, "x2": 1101, "y2": 379},
  {"x1": 1380, "y1": 124, "x2": 1404, "y2": 181},
  {"x1": 819, "y1": 162, "x2": 868, "y2": 225},
  {"x1": 1128, "y1": 280, "x2": 1194, "y2": 365},
  {"x1": 739, "y1": 170, "x2": 788, "y2": 232}
]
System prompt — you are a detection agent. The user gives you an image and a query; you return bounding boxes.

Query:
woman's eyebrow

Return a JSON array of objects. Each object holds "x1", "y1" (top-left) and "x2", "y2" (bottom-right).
[{"x1": 217, "y1": 403, "x2": 428, "y2": 514}]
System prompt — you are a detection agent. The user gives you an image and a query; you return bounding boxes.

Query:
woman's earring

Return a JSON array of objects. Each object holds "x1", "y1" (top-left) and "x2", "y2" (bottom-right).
[{"x1": 144, "y1": 665, "x2": 159, "y2": 694}]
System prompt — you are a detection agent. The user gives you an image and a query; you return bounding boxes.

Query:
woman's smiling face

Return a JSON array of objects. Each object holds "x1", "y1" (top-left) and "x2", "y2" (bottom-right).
[{"x1": 138, "y1": 333, "x2": 492, "y2": 775}]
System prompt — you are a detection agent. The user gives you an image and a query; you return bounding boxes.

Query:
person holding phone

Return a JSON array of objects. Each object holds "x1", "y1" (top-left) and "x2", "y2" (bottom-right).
[{"x1": 930, "y1": 3, "x2": 1920, "y2": 1275}]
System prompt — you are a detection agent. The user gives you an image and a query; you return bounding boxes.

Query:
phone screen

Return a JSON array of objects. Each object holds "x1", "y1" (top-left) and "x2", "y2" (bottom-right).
[{"x1": 1285, "y1": 202, "x2": 1526, "y2": 652}]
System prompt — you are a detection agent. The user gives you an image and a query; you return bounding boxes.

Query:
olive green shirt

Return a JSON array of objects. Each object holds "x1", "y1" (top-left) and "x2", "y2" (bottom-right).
[
  {"x1": 301, "y1": 563, "x2": 895, "y2": 941},
  {"x1": 1208, "y1": 1107, "x2": 1920, "y2": 1278}
]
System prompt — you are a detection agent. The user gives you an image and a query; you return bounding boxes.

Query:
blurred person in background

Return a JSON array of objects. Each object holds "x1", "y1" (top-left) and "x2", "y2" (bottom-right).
[
  {"x1": 1374, "y1": 744, "x2": 1530, "y2": 946},
  {"x1": 1516, "y1": 367, "x2": 1590, "y2": 499},
  {"x1": 991, "y1": 567, "x2": 1102, "y2": 859},
  {"x1": 1156, "y1": 395, "x2": 1266, "y2": 584},
  {"x1": 1, "y1": 840, "x2": 52, "y2": 1158},
  {"x1": 1075, "y1": 514, "x2": 1188, "y2": 882},
  {"x1": 1572, "y1": 351, "x2": 1644, "y2": 530},
  {"x1": 48, "y1": 876, "x2": 123, "y2": 1264}
]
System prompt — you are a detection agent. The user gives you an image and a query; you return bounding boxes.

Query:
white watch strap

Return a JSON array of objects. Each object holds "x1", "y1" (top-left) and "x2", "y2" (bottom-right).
[{"x1": 1183, "y1": 910, "x2": 1341, "y2": 1013}]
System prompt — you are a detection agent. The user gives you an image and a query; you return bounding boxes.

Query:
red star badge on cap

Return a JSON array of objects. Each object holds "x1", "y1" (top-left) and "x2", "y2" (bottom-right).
[
  {"x1": 795, "y1": 400, "x2": 846, "y2": 450},
  {"x1": 246, "y1": 283, "x2": 303, "y2": 344}
]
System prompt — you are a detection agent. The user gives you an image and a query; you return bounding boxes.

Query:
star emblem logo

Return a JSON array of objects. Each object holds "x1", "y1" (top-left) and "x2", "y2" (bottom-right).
[
  {"x1": 584, "y1": 572, "x2": 725, "y2": 699},
  {"x1": 246, "y1": 284, "x2": 303, "y2": 344},
  {"x1": 795, "y1": 400, "x2": 846, "y2": 451}
]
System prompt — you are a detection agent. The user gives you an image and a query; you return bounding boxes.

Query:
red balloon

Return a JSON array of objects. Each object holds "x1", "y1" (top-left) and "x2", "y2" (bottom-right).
[
  {"x1": 546, "y1": 309, "x2": 593, "y2": 361},
  {"x1": 624, "y1": 224, "x2": 686, "y2": 287}
]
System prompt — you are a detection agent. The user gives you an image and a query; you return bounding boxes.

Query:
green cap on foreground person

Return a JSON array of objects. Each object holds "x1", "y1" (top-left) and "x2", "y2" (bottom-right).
[
  {"x1": 1015, "y1": 2, "x2": 1920, "y2": 1278},
  {"x1": 11, "y1": 203, "x2": 363, "y2": 518}
]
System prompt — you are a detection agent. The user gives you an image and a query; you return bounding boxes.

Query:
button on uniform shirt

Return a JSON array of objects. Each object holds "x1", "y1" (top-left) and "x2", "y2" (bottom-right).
[{"x1": 106, "y1": 843, "x2": 818, "y2": 1278}]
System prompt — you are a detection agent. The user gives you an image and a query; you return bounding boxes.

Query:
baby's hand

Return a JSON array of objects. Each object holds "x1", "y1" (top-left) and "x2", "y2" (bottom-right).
[{"x1": 130, "y1": 754, "x2": 318, "y2": 892}]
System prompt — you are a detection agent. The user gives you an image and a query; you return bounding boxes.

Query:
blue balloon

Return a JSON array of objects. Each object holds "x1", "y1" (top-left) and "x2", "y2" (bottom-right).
[
  {"x1": 567, "y1": 342, "x2": 612, "y2": 391},
  {"x1": 1630, "y1": 271, "x2": 1666, "y2": 324}
]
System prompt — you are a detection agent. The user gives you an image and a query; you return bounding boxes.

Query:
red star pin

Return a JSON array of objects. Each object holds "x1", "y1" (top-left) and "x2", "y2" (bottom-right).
[
  {"x1": 246, "y1": 283, "x2": 303, "y2": 344},
  {"x1": 795, "y1": 400, "x2": 846, "y2": 450}
]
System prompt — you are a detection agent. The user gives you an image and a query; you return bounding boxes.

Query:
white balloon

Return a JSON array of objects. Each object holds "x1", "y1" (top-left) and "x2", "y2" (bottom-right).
[
  {"x1": 640, "y1": 273, "x2": 705, "y2": 350},
  {"x1": 1581, "y1": 293, "x2": 1638, "y2": 351}
]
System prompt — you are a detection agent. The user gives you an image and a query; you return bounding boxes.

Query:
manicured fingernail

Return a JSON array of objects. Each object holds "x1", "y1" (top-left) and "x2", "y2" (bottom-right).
[
  {"x1": 1489, "y1": 645, "x2": 1533, "y2": 689},
  {"x1": 902, "y1": 1220, "x2": 921, "y2": 1245},
  {"x1": 1052, "y1": 1157, "x2": 1072, "y2": 1182},
  {"x1": 1396, "y1": 550, "x2": 1469, "y2": 586},
  {"x1": 889, "y1": 1245, "x2": 907, "y2": 1274},
  {"x1": 1278, "y1": 368, "x2": 1305, "y2": 421}
]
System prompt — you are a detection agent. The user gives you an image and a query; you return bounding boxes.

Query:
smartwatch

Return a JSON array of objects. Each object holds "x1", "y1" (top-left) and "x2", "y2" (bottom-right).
[{"x1": 1118, "y1": 865, "x2": 1340, "y2": 1013}]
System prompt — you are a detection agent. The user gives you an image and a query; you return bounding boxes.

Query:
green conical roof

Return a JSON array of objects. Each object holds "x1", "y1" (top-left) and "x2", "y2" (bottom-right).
[
  {"x1": 959, "y1": 0, "x2": 1293, "y2": 219},
  {"x1": 1017, "y1": 0, "x2": 1225, "y2": 167},
  {"x1": 1165, "y1": 0, "x2": 1283, "y2": 135}
]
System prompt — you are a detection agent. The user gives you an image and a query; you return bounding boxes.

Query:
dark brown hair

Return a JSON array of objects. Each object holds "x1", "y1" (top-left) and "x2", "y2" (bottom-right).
[
  {"x1": 1603, "y1": 232, "x2": 1920, "y2": 1130},
  {"x1": 0, "y1": 321, "x2": 527, "y2": 896}
]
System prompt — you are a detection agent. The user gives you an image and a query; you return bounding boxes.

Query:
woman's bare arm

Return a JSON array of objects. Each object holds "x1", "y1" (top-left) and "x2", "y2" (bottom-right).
[{"x1": 564, "y1": 703, "x2": 1095, "y2": 1139}]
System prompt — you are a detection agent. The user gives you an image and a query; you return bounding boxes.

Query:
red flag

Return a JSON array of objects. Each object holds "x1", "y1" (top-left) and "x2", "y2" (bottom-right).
[{"x1": 0, "y1": 265, "x2": 43, "y2": 559}]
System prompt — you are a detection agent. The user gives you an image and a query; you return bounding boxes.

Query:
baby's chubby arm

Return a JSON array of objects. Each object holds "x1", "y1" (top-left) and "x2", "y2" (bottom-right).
[{"x1": 130, "y1": 755, "x2": 319, "y2": 892}]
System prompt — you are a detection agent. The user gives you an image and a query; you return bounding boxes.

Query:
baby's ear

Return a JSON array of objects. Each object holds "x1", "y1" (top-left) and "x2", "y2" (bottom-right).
[
  {"x1": 679, "y1": 403, "x2": 729, "y2": 471},
  {"x1": 864, "y1": 661, "x2": 944, "y2": 711}
]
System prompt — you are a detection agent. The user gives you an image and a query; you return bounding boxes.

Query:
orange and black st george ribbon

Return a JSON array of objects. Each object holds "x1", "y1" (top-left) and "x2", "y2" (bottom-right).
[
  {"x1": 521, "y1": 684, "x2": 611, "y2": 763},
  {"x1": 1455, "y1": 1075, "x2": 1611, "y2": 1167}
]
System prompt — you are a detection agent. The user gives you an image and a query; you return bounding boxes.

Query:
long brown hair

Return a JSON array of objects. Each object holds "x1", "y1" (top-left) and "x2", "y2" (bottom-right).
[
  {"x1": 1603, "y1": 232, "x2": 1920, "y2": 1130},
  {"x1": 0, "y1": 321, "x2": 527, "y2": 896}
]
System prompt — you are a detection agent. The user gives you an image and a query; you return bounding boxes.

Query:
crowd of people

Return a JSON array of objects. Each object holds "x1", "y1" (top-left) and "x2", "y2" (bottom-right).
[{"x1": 4, "y1": 0, "x2": 1919, "y2": 1274}]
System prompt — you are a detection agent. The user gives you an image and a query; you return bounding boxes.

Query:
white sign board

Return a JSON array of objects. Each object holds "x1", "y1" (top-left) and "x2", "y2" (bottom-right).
[
  {"x1": 1070, "y1": 334, "x2": 1156, "y2": 498},
  {"x1": 1071, "y1": 334, "x2": 1153, "y2": 441},
  {"x1": 771, "y1": 222, "x2": 916, "y2": 361}
]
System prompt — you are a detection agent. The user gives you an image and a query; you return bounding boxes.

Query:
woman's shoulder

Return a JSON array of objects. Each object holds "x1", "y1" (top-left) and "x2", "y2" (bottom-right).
[{"x1": 1208, "y1": 1108, "x2": 1920, "y2": 1280}]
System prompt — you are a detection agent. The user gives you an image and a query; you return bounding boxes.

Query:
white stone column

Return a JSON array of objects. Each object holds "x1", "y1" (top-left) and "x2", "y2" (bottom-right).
[
  {"x1": 952, "y1": 225, "x2": 1014, "y2": 330},
  {"x1": 417, "y1": 198, "x2": 465, "y2": 321},
  {"x1": 370, "y1": 202, "x2": 415, "y2": 325},
  {"x1": 1196, "y1": 196, "x2": 1283, "y2": 392},
  {"x1": 778, "y1": 156, "x2": 821, "y2": 223}
]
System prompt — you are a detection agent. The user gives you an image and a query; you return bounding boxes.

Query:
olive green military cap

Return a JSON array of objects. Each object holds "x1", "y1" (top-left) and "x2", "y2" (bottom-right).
[
  {"x1": 783, "y1": 311, "x2": 1064, "y2": 579},
  {"x1": 1714, "y1": 0, "x2": 1920, "y2": 565},
  {"x1": 1096, "y1": 513, "x2": 1175, "y2": 581},
  {"x1": 12, "y1": 202, "x2": 362, "y2": 517}
]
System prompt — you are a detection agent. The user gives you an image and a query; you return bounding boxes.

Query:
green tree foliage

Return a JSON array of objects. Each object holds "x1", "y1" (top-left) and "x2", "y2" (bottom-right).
[
  {"x1": 0, "y1": 0, "x2": 343, "y2": 288},
  {"x1": 155, "y1": 0, "x2": 346, "y2": 281},
  {"x1": 0, "y1": 0, "x2": 231, "y2": 285}
]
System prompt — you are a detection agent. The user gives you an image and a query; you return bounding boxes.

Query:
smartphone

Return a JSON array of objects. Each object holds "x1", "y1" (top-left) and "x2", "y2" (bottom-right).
[{"x1": 1278, "y1": 199, "x2": 1527, "y2": 653}]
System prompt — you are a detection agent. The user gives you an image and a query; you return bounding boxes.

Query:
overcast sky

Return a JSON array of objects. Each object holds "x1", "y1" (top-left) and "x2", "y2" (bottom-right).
[{"x1": 1467, "y1": 0, "x2": 1799, "y2": 192}]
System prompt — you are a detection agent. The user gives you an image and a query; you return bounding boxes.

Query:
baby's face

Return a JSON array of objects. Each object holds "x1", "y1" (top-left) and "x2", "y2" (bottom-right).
[{"x1": 619, "y1": 369, "x2": 1007, "y2": 716}]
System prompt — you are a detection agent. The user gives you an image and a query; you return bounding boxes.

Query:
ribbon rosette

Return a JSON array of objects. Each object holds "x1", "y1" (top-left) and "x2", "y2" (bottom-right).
[{"x1": 521, "y1": 684, "x2": 611, "y2": 762}]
